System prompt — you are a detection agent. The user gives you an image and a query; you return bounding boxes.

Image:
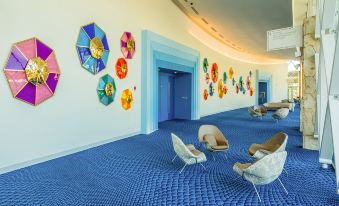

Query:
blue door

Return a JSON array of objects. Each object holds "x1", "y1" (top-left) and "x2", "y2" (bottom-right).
[
  {"x1": 258, "y1": 82, "x2": 268, "y2": 105},
  {"x1": 158, "y1": 72, "x2": 174, "y2": 122},
  {"x1": 174, "y1": 73, "x2": 192, "y2": 119}
]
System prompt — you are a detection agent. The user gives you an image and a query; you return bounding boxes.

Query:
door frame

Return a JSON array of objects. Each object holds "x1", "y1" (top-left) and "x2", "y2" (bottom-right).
[{"x1": 141, "y1": 30, "x2": 200, "y2": 134}]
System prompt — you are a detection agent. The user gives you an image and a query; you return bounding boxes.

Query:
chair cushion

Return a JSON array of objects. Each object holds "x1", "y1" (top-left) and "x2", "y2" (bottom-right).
[
  {"x1": 211, "y1": 145, "x2": 228, "y2": 151},
  {"x1": 203, "y1": 135, "x2": 217, "y2": 146},
  {"x1": 248, "y1": 144, "x2": 268, "y2": 156}
]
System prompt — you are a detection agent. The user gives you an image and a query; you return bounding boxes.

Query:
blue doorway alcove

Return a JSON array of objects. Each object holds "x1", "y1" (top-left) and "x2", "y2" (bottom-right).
[
  {"x1": 141, "y1": 30, "x2": 200, "y2": 134},
  {"x1": 255, "y1": 70, "x2": 272, "y2": 105}
]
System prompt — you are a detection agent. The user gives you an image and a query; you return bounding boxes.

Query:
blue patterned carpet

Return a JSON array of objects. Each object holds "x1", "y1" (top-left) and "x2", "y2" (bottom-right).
[{"x1": 0, "y1": 106, "x2": 338, "y2": 205}]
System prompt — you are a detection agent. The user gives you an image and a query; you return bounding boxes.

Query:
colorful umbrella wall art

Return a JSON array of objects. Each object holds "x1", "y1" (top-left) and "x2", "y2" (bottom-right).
[
  {"x1": 121, "y1": 89, "x2": 134, "y2": 110},
  {"x1": 121, "y1": 32, "x2": 135, "y2": 59},
  {"x1": 203, "y1": 58, "x2": 209, "y2": 73},
  {"x1": 205, "y1": 73, "x2": 210, "y2": 84},
  {"x1": 4, "y1": 38, "x2": 60, "y2": 106},
  {"x1": 211, "y1": 63, "x2": 219, "y2": 83},
  {"x1": 97, "y1": 74, "x2": 116, "y2": 106},
  {"x1": 209, "y1": 82, "x2": 215, "y2": 96},
  {"x1": 228, "y1": 66, "x2": 234, "y2": 79},
  {"x1": 218, "y1": 79, "x2": 224, "y2": 98},
  {"x1": 116, "y1": 58, "x2": 128, "y2": 79},
  {"x1": 76, "y1": 22, "x2": 109, "y2": 75},
  {"x1": 203, "y1": 89, "x2": 208, "y2": 100},
  {"x1": 223, "y1": 72, "x2": 227, "y2": 84}
]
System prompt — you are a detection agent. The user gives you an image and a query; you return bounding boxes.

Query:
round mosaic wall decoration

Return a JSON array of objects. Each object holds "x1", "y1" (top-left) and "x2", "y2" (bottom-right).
[
  {"x1": 218, "y1": 79, "x2": 224, "y2": 99},
  {"x1": 203, "y1": 89, "x2": 208, "y2": 100},
  {"x1": 203, "y1": 58, "x2": 209, "y2": 73},
  {"x1": 223, "y1": 72, "x2": 227, "y2": 84},
  {"x1": 211, "y1": 63, "x2": 219, "y2": 83},
  {"x1": 121, "y1": 89, "x2": 133, "y2": 110},
  {"x1": 121, "y1": 32, "x2": 136, "y2": 59},
  {"x1": 116, "y1": 58, "x2": 128, "y2": 79},
  {"x1": 97, "y1": 74, "x2": 116, "y2": 106},
  {"x1": 209, "y1": 82, "x2": 215, "y2": 96},
  {"x1": 4, "y1": 38, "x2": 60, "y2": 106},
  {"x1": 76, "y1": 22, "x2": 109, "y2": 75},
  {"x1": 205, "y1": 73, "x2": 210, "y2": 84},
  {"x1": 228, "y1": 66, "x2": 234, "y2": 79}
]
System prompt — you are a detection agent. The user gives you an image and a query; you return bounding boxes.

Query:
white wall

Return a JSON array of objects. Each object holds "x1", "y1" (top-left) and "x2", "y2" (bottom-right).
[{"x1": 0, "y1": 0, "x2": 287, "y2": 171}]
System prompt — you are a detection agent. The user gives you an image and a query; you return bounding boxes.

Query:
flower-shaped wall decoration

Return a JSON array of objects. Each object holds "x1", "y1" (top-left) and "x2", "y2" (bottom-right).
[
  {"x1": 223, "y1": 72, "x2": 227, "y2": 84},
  {"x1": 116, "y1": 58, "x2": 128, "y2": 79},
  {"x1": 209, "y1": 82, "x2": 215, "y2": 96},
  {"x1": 121, "y1": 32, "x2": 135, "y2": 59},
  {"x1": 203, "y1": 89, "x2": 208, "y2": 100},
  {"x1": 4, "y1": 38, "x2": 60, "y2": 106},
  {"x1": 228, "y1": 66, "x2": 234, "y2": 79},
  {"x1": 76, "y1": 22, "x2": 109, "y2": 75},
  {"x1": 239, "y1": 76, "x2": 244, "y2": 91},
  {"x1": 218, "y1": 79, "x2": 224, "y2": 99},
  {"x1": 203, "y1": 58, "x2": 209, "y2": 73},
  {"x1": 121, "y1": 89, "x2": 133, "y2": 110},
  {"x1": 97, "y1": 74, "x2": 116, "y2": 106},
  {"x1": 211, "y1": 63, "x2": 219, "y2": 83},
  {"x1": 205, "y1": 73, "x2": 210, "y2": 84}
]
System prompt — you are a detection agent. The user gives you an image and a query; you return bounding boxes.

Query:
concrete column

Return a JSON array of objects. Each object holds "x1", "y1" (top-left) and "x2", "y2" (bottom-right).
[{"x1": 301, "y1": 16, "x2": 320, "y2": 150}]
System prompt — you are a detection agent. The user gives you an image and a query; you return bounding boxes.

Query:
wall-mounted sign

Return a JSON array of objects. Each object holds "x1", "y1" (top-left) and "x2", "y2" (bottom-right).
[{"x1": 267, "y1": 26, "x2": 302, "y2": 51}]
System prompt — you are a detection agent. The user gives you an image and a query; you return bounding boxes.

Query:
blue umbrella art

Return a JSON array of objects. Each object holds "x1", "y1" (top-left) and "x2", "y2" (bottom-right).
[{"x1": 76, "y1": 23, "x2": 110, "y2": 75}]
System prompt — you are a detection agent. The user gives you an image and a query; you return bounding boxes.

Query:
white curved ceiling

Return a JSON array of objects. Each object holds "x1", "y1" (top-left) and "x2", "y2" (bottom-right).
[{"x1": 172, "y1": 0, "x2": 296, "y2": 63}]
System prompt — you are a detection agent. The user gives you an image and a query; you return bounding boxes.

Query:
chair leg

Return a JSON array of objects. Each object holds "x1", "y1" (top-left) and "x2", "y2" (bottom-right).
[
  {"x1": 179, "y1": 163, "x2": 188, "y2": 174},
  {"x1": 283, "y1": 168, "x2": 288, "y2": 176},
  {"x1": 277, "y1": 177, "x2": 288, "y2": 195},
  {"x1": 252, "y1": 182, "x2": 262, "y2": 202},
  {"x1": 199, "y1": 163, "x2": 207, "y2": 171},
  {"x1": 172, "y1": 155, "x2": 177, "y2": 163}
]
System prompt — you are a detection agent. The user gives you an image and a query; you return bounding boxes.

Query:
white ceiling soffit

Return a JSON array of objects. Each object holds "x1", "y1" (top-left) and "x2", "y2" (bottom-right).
[{"x1": 172, "y1": 0, "x2": 296, "y2": 64}]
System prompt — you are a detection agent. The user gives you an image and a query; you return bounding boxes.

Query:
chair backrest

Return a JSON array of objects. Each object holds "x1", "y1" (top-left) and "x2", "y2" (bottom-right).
[
  {"x1": 273, "y1": 108, "x2": 289, "y2": 119},
  {"x1": 198, "y1": 125, "x2": 227, "y2": 145},
  {"x1": 248, "y1": 107, "x2": 259, "y2": 116},
  {"x1": 264, "y1": 132, "x2": 288, "y2": 153},
  {"x1": 171, "y1": 133, "x2": 194, "y2": 162},
  {"x1": 244, "y1": 151, "x2": 287, "y2": 185}
]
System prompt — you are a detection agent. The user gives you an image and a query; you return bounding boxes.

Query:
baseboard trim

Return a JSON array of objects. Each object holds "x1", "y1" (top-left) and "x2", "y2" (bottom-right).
[{"x1": 0, "y1": 131, "x2": 140, "y2": 175}]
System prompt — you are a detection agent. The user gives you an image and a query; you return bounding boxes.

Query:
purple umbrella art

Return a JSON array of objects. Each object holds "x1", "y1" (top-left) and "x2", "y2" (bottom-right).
[
  {"x1": 121, "y1": 32, "x2": 135, "y2": 59},
  {"x1": 4, "y1": 38, "x2": 60, "y2": 106}
]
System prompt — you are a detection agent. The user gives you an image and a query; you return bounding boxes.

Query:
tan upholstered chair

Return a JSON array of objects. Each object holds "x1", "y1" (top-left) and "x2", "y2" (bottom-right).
[
  {"x1": 272, "y1": 108, "x2": 289, "y2": 121},
  {"x1": 233, "y1": 151, "x2": 288, "y2": 202},
  {"x1": 198, "y1": 125, "x2": 229, "y2": 160},
  {"x1": 248, "y1": 132, "x2": 288, "y2": 159},
  {"x1": 171, "y1": 133, "x2": 207, "y2": 173}
]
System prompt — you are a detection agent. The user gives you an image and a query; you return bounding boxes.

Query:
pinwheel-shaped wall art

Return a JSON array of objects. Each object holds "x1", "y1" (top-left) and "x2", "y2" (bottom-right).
[
  {"x1": 223, "y1": 72, "x2": 227, "y2": 84},
  {"x1": 209, "y1": 82, "x2": 215, "y2": 96},
  {"x1": 116, "y1": 58, "x2": 128, "y2": 79},
  {"x1": 203, "y1": 89, "x2": 208, "y2": 100},
  {"x1": 211, "y1": 63, "x2": 219, "y2": 83},
  {"x1": 228, "y1": 66, "x2": 234, "y2": 79},
  {"x1": 203, "y1": 58, "x2": 209, "y2": 73},
  {"x1": 121, "y1": 32, "x2": 135, "y2": 59},
  {"x1": 205, "y1": 73, "x2": 210, "y2": 84},
  {"x1": 4, "y1": 38, "x2": 60, "y2": 106},
  {"x1": 76, "y1": 23, "x2": 109, "y2": 75},
  {"x1": 239, "y1": 76, "x2": 244, "y2": 91},
  {"x1": 218, "y1": 79, "x2": 224, "y2": 98},
  {"x1": 235, "y1": 83, "x2": 240, "y2": 94},
  {"x1": 97, "y1": 74, "x2": 116, "y2": 106},
  {"x1": 121, "y1": 89, "x2": 134, "y2": 110}
]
